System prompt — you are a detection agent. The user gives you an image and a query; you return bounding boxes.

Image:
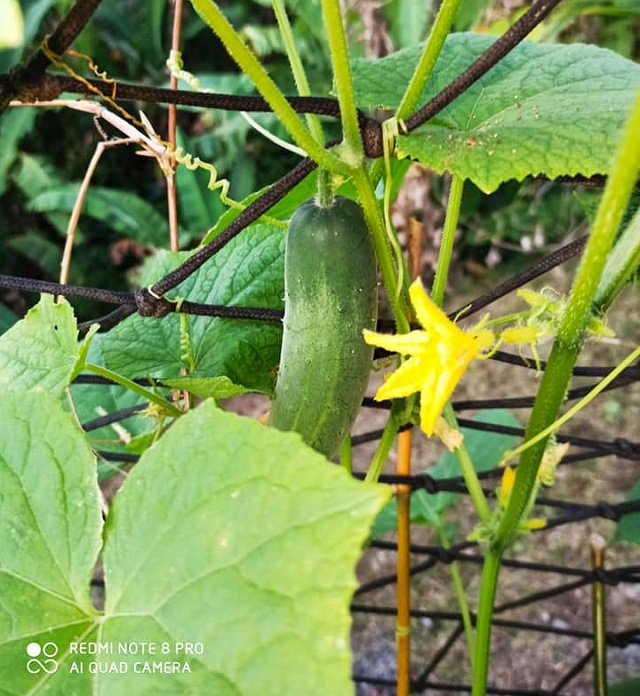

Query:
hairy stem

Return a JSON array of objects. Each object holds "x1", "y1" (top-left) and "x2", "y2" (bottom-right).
[
  {"x1": 320, "y1": 0, "x2": 363, "y2": 164},
  {"x1": 188, "y1": 0, "x2": 348, "y2": 175}
]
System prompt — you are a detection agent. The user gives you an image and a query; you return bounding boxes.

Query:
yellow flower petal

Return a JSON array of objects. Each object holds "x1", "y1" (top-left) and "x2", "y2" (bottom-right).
[
  {"x1": 409, "y1": 279, "x2": 450, "y2": 332},
  {"x1": 366, "y1": 278, "x2": 488, "y2": 439},
  {"x1": 363, "y1": 328, "x2": 432, "y2": 355},
  {"x1": 375, "y1": 355, "x2": 429, "y2": 401},
  {"x1": 419, "y1": 370, "x2": 440, "y2": 434}
]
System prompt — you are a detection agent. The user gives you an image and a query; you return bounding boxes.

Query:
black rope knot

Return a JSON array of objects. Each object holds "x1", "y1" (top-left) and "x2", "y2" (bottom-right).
[
  {"x1": 434, "y1": 547, "x2": 455, "y2": 564},
  {"x1": 360, "y1": 116, "x2": 384, "y2": 159},
  {"x1": 134, "y1": 288, "x2": 174, "y2": 318},
  {"x1": 418, "y1": 473, "x2": 440, "y2": 494},
  {"x1": 613, "y1": 437, "x2": 640, "y2": 460},
  {"x1": 595, "y1": 501, "x2": 619, "y2": 521}
]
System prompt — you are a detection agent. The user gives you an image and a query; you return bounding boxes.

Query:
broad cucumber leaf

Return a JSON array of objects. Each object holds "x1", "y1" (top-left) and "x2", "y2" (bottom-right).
[
  {"x1": 614, "y1": 480, "x2": 640, "y2": 544},
  {"x1": 28, "y1": 185, "x2": 170, "y2": 246},
  {"x1": 0, "y1": 399, "x2": 389, "y2": 695},
  {"x1": 0, "y1": 295, "x2": 80, "y2": 396},
  {"x1": 0, "y1": 392, "x2": 102, "y2": 689},
  {"x1": 371, "y1": 409, "x2": 520, "y2": 538},
  {"x1": 100, "y1": 224, "x2": 285, "y2": 394},
  {"x1": 352, "y1": 33, "x2": 640, "y2": 192}
]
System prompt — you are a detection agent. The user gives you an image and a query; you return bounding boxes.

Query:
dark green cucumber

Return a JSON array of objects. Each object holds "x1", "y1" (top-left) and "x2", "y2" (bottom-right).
[{"x1": 268, "y1": 196, "x2": 378, "y2": 458}]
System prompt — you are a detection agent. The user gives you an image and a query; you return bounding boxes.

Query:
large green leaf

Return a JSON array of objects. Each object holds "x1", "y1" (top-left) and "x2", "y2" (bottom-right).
[
  {"x1": 371, "y1": 410, "x2": 521, "y2": 538},
  {"x1": 0, "y1": 392, "x2": 101, "y2": 694},
  {"x1": 100, "y1": 224, "x2": 284, "y2": 394},
  {"x1": 352, "y1": 33, "x2": 640, "y2": 192},
  {"x1": 0, "y1": 398, "x2": 389, "y2": 695},
  {"x1": 0, "y1": 295, "x2": 80, "y2": 396}
]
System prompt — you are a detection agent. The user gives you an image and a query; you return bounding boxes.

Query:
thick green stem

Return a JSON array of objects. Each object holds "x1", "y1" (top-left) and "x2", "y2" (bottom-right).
[
  {"x1": 432, "y1": 175, "x2": 464, "y2": 305},
  {"x1": 315, "y1": 168, "x2": 335, "y2": 208},
  {"x1": 189, "y1": 0, "x2": 347, "y2": 175},
  {"x1": 272, "y1": 0, "x2": 325, "y2": 145},
  {"x1": 494, "y1": 90, "x2": 640, "y2": 553},
  {"x1": 470, "y1": 89, "x2": 640, "y2": 696},
  {"x1": 352, "y1": 167, "x2": 410, "y2": 332},
  {"x1": 396, "y1": 0, "x2": 462, "y2": 120},
  {"x1": 472, "y1": 550, "x2": 501, "y2": 696},
  {"x1": 365, "y1": 417, "x2": 399, "y2": 483},
  {"x1": 320, "y1": 0, "x2": 363, "y2": 165}
]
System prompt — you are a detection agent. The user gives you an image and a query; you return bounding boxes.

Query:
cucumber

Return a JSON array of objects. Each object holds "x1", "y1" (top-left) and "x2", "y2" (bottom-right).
[{"x1": 268, "y1": 196, "x2": 378, "y2": 458}]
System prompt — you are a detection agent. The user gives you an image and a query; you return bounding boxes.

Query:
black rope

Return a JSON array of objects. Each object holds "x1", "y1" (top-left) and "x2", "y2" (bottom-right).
[
  {"x1": 1, "y1": 0, "x2": 104, "y2": 111},
  {"x1": 449, "y1": 237, "x2": 587, "y2": 321},
  {"x1": 403, "y1": 0, "x2": 566, "y2": 133},
  {"x1": 82, "y1": 404, "x2": 148, "y2": 432}
]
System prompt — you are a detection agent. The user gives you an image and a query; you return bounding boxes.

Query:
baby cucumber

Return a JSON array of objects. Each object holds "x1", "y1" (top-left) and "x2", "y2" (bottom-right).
[{"x1": 268, "y1": 196, "x2": 378, "y2": 458}]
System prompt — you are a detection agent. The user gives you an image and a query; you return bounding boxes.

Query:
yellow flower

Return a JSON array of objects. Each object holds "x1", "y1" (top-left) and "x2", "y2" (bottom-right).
[{"x1": 363, "y1": 279, "x2": 493, "y2": 436}]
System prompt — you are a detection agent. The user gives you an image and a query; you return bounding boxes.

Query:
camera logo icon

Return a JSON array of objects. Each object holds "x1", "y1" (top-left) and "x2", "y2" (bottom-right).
[{"x1": 26, "y1": 642, "x2": 59, "y2": 674}]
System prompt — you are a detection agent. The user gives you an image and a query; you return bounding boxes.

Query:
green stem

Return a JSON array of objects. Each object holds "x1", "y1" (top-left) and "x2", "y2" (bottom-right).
[
  {"x1": 495, "y1": 89, "x2": 640, "y2": 554},
  {"x1": 443, "y1": 403, "x2": 490, "y2": 522},
  {"x1": 352, "y1": 167, "x2": 410, "y2": 332},
  {"x1": 472, "y1": 549, "x2": 502, "y2": 696},
  {"x1": 272, "y1": 0, "x2": 325, "y2": 145},
  {"x1": 364, "y1": 0, "x2": 461, "y2": 227},
  {"x1": 396, "y1": 0, "x2": 462, "y2": 120},
  {"x1": 471, "y1": 89, "x2": 640, "y2": 696},
  {"x1": 189, "y1": 0, "x2": 348, "y2": 175},
  {"x1": 433, "y1": 177, "x2": 489, "y2": 523},
  {"x1": 340, "y1": 436, "x2": 353, "y2": 475},
  {"x1": 594, "y1": 204, "x2": 640, "y2": 312},
  {"x1": 320, "y1": 0, "x2": 363, "y2": 165},
  {"x1": 431, "y1": 175, "x2": 464, "y2": 305},
  {"x1": 365, "y1": 417, "x2": 399, "y2": 483},
  {"x1": 316, "y1": 168, "x2": 335, "y2": 208},
  {"x1": 438, "y1": 526, "x2": 476, "y2": 669},
  {"x1": 84, "y1": 363, "x2": 183, "y2": 418}
]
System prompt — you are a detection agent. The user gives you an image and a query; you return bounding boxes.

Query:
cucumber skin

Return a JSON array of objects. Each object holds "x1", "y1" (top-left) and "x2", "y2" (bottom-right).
[{"x1": 268, "y1": 196, "x2": 378, "y2": 458}]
